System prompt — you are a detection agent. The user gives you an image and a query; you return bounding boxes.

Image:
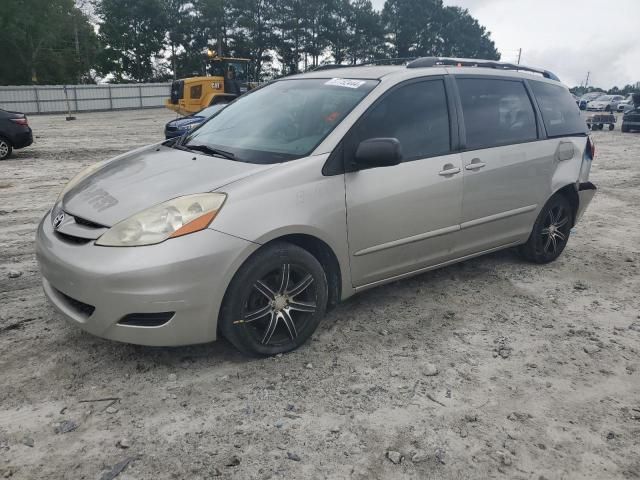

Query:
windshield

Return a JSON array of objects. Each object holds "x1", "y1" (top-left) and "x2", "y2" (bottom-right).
[
  {"x1": 184, "y1": 78, "x2": 378, "y2": 164},
  {"x1": 598, "y1": 95, "x2": 614, "y2": 101}
]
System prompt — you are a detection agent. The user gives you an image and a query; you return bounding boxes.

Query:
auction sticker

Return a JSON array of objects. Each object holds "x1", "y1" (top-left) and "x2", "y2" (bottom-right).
[{"x1": 325, "y1": 78, "x2": 366, "y2": 89}]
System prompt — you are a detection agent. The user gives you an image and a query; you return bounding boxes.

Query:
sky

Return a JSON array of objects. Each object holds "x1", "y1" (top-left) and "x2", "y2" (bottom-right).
[{"x1": 371, "y1": 0, "x2": 640, "y2": 89}]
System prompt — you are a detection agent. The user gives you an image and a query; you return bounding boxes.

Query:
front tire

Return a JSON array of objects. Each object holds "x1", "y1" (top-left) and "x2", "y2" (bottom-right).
[
  {"x1": 219, "y1": 242, "x2": 328, "y2": 356},
  {"x1": 519, "y1": 194, "x2": 573, "y2": 264},
  {"x1": 0, "y1": 137, "x2": 12, "y2": 160}
]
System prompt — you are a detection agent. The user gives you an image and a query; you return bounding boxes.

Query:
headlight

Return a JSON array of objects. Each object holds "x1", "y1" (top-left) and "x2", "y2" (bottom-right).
[{"x1": 95, "y1": 193, "x2": 226, "y2": 247}]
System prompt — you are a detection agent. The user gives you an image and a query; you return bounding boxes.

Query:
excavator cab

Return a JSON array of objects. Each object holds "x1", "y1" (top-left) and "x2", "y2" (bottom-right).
[{"x1": 165, "y1": 56, "x2": 252, "y2": 116}]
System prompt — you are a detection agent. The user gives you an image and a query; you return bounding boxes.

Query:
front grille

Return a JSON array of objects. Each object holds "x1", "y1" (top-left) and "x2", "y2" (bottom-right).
[
  {"x1": 73, "y1": 215, "x2": 106, "y2": 229},
  {"x1": 118, "y1": 312, "x2": 174, "y2": 327},
  {"x1": 54, "y1": 231, "x2": 92, "y2": 245},
  {"x1": 56, "y1": 289, "x2": 96, "y2": 318}
]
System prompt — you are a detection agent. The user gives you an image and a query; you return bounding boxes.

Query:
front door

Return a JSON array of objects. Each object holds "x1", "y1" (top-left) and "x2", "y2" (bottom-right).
[{"x1": 344, "y1": 78, "x2": 463, "y2": 287}]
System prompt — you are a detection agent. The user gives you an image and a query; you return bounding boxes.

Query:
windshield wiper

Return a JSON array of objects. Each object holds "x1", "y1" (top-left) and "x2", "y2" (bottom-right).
[{"x1": 185, "y1": 143, "x2": 236, "y2": 160}]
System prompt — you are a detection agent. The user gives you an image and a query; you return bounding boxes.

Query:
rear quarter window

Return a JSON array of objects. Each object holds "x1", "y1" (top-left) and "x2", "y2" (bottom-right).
[{"x1": 530, "y1": 81, "x2": 587, "y2": 137}]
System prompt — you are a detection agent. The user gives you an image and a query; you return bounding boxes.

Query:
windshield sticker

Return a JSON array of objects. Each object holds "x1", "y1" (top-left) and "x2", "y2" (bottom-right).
[{"x1": 325, "y1": 78, "x2": 366, "y2": 89}]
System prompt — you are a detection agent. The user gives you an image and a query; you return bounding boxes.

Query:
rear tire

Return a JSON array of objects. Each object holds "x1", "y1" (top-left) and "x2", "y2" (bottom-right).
[
  {"x1": 518, "y1": 194, "x2": 573, "y2": 264},
  {"x1": 0, "y1": 137, "x2": 12, "y2": 160},
  {"x1": 609, "y1": 124, "x2": 614, "y2": 131},
  {"x1": 622, "y1": 124, "x2": 629, "y2": 133},
  {"x1": 219, "y1": 242, "x2": 328, "y2": 357}
]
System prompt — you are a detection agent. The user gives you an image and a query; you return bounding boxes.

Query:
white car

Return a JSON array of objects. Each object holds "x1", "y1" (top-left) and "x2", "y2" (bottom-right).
[
  {"x1": 617, "y1": 95, "x2": 635, "y2": 112},
  {"x1": 586, "y1": 94, "x2": 625, "y2": 111}
]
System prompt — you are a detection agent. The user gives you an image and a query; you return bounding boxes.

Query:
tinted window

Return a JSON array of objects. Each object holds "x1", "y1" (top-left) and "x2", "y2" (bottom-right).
[
  {"x1": 530, "y1": 81, "x2": 587, "y2": 137},
  {"x1": 349, "y1": 80, "x2": 450, "y2": 161},
  {"x1": 457, "y1": 78, "x2": 537, "y2": 150}
]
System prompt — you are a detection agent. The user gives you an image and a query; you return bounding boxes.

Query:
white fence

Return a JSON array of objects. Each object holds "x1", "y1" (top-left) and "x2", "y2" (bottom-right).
[{"x1": 0, "y1": 83, "x2": 171, "y2": 114}]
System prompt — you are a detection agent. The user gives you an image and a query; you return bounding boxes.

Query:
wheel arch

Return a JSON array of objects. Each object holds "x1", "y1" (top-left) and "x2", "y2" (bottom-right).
[
  {"x1": 262, "y1": 234, "x2": 342, "y2": 310},
  {"x1": 553, "y1": 183, "x2": 579, "y2": 227}
]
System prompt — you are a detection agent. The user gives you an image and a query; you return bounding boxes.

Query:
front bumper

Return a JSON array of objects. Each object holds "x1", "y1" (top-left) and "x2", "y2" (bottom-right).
[
  {"x1": 576, "y1": 182, "x2": 597, "y2": 223},
  {"x1": 36, "y1": 214, "x2": 259, "y2": 346},
  {"x1": 164, "y1": 128, "x2": 184, "y2": 139}
]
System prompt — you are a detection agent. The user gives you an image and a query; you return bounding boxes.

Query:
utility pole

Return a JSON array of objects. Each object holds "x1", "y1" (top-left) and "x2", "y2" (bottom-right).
[
  {"x1": 517, "y1": 48, "x2": 522, "y2": 65},
  {"x1": 585, "y1": 71, "x2": 590, "y2": 89}
]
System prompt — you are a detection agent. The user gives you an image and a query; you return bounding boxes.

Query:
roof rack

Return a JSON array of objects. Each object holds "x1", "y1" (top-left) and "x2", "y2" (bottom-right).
[
  {"x1": 406, "y1": 57, "x2": 560, "y2": 82},
  {"x1": 312, "y1": 58, "x2": 416, "y2": 72}
]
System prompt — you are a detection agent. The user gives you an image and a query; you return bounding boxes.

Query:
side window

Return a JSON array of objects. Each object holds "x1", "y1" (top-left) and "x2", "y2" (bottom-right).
[
  {"x1": 349, "y1": 80, "x2": 451, "y2": 162},
  {"x1": 529, "y1": 81, "x2": 587, "y2": 137},
  {"x1": 457, "y1": 78, "x2": 537, "y2": 150}
]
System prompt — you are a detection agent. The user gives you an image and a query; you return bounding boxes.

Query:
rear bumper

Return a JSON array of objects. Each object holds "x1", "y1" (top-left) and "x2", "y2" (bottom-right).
[
  {"x1": 576, "y1": 182, "x2": 596, "y2": 223},
  {"x1": 11, "y1": 129, "x2": 32, "y2": 149}
]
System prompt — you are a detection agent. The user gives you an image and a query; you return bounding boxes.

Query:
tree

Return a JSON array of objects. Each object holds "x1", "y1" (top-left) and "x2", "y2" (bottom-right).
[
  {"x1": 322, "y1": 0, "x2": 352, "y2": 65},
  {"x1": 437, "y1": 6, "x2": 499, "y2": 60},
  {"x1": 382, "y1": 0, "x2": 499, "y2": 60},
  {"x1": 95, "y1": 0, "x2": 168, "y2": 82},
  {"x1": 228, "y1": 0, "x2": 276, "y2": 80},
  {"x1": 0, "y1": 0, "x2": 99, "y2": 85},
  {"x1": 344, "y1": 0, "x2": 385, "y2": 64}
]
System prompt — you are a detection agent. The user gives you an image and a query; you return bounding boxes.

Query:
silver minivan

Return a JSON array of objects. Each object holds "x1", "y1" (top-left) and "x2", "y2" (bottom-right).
[{"x1": 36, "y1": 57, "x2": 597, "y2": 356}]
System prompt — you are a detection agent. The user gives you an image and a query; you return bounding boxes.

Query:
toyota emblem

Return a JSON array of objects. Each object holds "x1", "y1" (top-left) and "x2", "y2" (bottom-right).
[{"x1": 53, "y1": 212, "x2": 65, "y2": 230}]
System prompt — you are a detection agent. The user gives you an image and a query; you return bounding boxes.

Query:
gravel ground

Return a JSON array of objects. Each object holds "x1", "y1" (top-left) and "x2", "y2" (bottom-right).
[{"x1": 1, "y1": 108, "x2": 639, "y2": 480}]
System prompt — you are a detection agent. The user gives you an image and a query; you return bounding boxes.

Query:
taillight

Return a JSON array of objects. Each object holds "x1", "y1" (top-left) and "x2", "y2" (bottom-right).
[{"x1": 10, "y1": 117, "x2": 28, "y2": 126}]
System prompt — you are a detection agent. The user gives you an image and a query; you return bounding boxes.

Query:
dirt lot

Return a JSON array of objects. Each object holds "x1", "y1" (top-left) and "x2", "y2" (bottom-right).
[{"x1": 1, "y1": 109, "x2": 639, "y2": 480}]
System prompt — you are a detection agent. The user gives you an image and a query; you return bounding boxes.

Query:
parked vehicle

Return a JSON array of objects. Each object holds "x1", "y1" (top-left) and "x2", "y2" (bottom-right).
[
  {"x1": 165, "y1": 53, "x2": 253, "y2": 116},
  {"x1": 36, "y1": 57, "x2": 596, "y2": 356},
  {"x1": 0, "y1": 109, "x2": 33, "y2": 160},
  {"x1": 586, "y1": 94, "x2": 625, "y2": 111},
  {"x1": 621, "y1": 106, "x2": 640, "y2": 132},
  {"x1": 164, "y1": 104, "x2": 226, "y2": 139},
  {"x1": 617, "y1": 94, "x2": 635, "y2": 112},
  {"x1": 586, "y1": 112, "x2": 616, "y2": 130},
  {"x1": 579, "y1": 92, "x2": 604, "y2": 110}
]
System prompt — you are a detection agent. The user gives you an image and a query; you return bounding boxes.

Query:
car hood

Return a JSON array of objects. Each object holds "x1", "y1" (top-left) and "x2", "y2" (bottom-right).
[{"x1": 62, "y1": 145, "x2": 275, "y2": 226}]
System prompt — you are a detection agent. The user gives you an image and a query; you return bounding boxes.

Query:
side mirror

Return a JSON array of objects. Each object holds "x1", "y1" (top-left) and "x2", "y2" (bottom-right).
[{"x1": 353, "y1": 138, "x2": 402, "y2": 169}]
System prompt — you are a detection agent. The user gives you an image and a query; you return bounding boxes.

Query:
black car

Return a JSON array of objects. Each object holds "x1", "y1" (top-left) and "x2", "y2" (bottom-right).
[
  {"x1": 0, "y1": 109, "x2": 33, "y2": 160},
  {"x1": 621, "y1": 94, "x2": 640, "y2": 133},
  {"x1": 622, "y1": 107, "x2": 640, "y2": 132},
  {"x1": 164, "y1": 104, "x2": 226, "y2": 139}
]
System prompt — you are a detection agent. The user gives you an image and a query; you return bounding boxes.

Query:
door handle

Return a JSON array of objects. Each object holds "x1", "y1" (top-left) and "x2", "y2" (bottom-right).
[
  {"x1": 438, "y1": 166, "x2": 461, "y2": 176},
  {"x1": 465, "y1": 161, "x2": 486, "y2": 171}
]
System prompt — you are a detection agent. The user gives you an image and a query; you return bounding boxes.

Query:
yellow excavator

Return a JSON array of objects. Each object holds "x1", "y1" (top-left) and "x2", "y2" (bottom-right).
[{"x1": 165, "y1": 52, "x2": 252, "y2": 116}]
